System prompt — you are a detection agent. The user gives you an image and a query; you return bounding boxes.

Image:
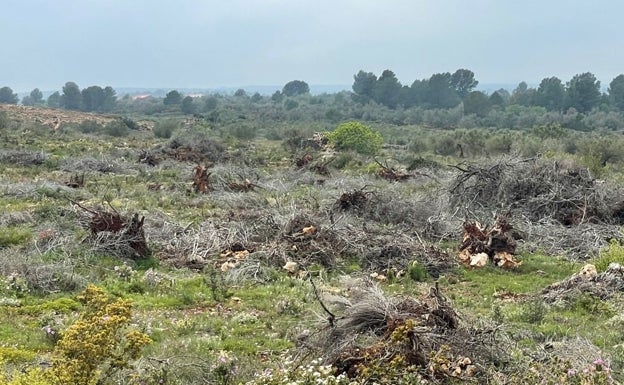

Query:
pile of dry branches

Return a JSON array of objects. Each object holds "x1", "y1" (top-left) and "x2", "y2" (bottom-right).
[
  {"x1": 542, "y1": 262, "x2": 624, "y2": 303},
  {"x1": 449, "y1": 157, "x2": 624, "y2": 226},
  {"x1": 300, "y1": 282, "x2": 510, "y2": 382},
  {"x1": 71, "y1": 201, "x2": 150, "y2": 259}
]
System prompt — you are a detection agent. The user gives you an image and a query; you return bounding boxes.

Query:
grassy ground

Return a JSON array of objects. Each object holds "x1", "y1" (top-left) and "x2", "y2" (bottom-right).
[{"x1": 0, "y1": 118, "x2": 622, "y2": 384}]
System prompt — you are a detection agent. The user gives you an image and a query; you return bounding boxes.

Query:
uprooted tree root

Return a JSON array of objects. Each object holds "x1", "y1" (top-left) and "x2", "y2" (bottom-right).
[
  {"x1": 458, "y1": 216, "x2": 521, "y2": 269},
  {"x1": 70, "y1": 200, "x2": 150, "y2": 259},
  {"x1": 193, "y1": 164, "x2": 211, "y2": 193},
  {"x1": 300, "y1": 282, "x2": 511, "y2": 382},
  {"x1": 335, "y1": 188, "x2": 372, "y2": 212},
  {"x1": 375, "y1": 159, "x2": 413, "y2": 182}
]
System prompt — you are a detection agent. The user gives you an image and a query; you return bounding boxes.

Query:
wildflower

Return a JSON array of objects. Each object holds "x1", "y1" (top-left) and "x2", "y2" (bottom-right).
[
  {"x1": 567, "y1": 369, "x2": 576, "y2": 376},
  {"x1": 594, "y1": 358, "x2": 604, "y2": 366}
]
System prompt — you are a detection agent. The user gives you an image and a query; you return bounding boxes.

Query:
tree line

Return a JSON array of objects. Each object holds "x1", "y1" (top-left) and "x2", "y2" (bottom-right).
[
  {"x1": 1, "y1": 72, "x2": 624, "y2": 117},
  {"x1": 351, "y1": 69, "x2": 624, "y2": 115}
]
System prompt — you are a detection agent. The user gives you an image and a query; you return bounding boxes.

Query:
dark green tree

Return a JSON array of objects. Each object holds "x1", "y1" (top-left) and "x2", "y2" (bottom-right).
[
  {"x1": 403, "y1": 79, "x2": 428, "y2": 108},
  {"x1": 450, "y1": 69, "x2": 478, "y2": 99},
  {"x1": 250, "y1": 92, "x2": 262, "y2": 103},
  {"x1": 61, "y1": 82, "x2": 82, "y2": 110},
  {"x1": 203, "y1": 96, "x2": 218, "y2": 111},
  {"x1": 282, "y1": 80, "x2": 310, "y2": 97},
  {"x1": 47, "y1": 91, "x2": 61, "y2": 108},
  {"x1": 372, "y1": 69, "x2": 401, "y2": 108},
  {"x1": 163, "y1": 90, "x2": 182, "y2": 105},
  {"x1": 271, "y1": 90, "x2": 284, "y2": 103},
  {"x1": 102, "y1": 86, "x2": 117, "y2": 112},
  {"x1": 608, "y1": 74, "x2": 624, "y2": 110},
  {"x1": 81, "y1": 85, "x2": 105, "y2": 111},
  {"x1": 427, "y1": 73, "x2": 460, "y2": 108},
  {"x1": 0, "y1": 86, "x2": 19, "y2": 104},
  {"x1": 489, "y1": 91, "x2": 505, "y2": 107},
  {"x1": 463, "y1": 91, "x2": 491, "y2": 117},
  {"x1": 181, "y1": 96, "x2": 195, "y2": 114},
  {"x1": 234, "y1": 88, "x2": 247, "y2": 97},
  {"x1": 22, "y1": 88, "x2": 43, "y2": 106},
  {"x1": 509, "y1": 81, "x2": 535, "y2": 106},
  {"x1": 565, "y1": 72, "x2": 601, "y2": 113},
  {"x1": 535, "y1": 77, "x2": 565, "y2": 111},
  {"x1": 352, "y1": 70, "x2": 377, "y2": 102}
]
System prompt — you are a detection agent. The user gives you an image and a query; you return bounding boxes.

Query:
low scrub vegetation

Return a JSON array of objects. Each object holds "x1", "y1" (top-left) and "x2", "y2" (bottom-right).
[{"x1": 0, "y1": 100, "x2": 623, "y2": 384}]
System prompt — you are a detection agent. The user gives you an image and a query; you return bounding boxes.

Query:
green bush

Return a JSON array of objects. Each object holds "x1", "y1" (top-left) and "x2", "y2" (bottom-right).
[
  {"x1": 104, "y1": 120, "x2": 129, "y2": 137},
  {"x1": 407, "y1": 261, "x2": 429, "y2": 282},
  {"x1": 328, "y1": 121, "x2": 383, "y2": 155},
  {"x1": 78, "y1": 120, "x2": 103, "y2": 134},
  {"x1": 0, "y1": 226, "x2": 32, "y2": 247},
  {"x1": 153, "y1": 119, "x2": 178, "y2": 139},
  {"x1": 0, "y1": 285, "x2": 151, "y2": 385},
  {"x1": 593, "y1": 240, "x2": 624, "y2": 272}
]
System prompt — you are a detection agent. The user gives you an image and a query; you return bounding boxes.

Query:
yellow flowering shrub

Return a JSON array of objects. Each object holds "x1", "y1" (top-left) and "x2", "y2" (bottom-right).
[{"x1": 0, "y1": 285, "x2": 151, "y2": 385}]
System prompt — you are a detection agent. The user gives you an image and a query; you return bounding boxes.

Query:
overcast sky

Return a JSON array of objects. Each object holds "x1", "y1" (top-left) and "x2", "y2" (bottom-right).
[{"x1": 2, "y1": 0, "x2": 623, "y2": 92}]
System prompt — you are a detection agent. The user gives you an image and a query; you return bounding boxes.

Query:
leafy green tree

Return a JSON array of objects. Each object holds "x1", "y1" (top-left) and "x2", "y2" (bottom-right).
[
  {"x1": 271, "y1": 90, "x2": 284, "y2": 103},
  {"x1": 352, "y1": 70, "x2": 377, "y2": 102},
  {"x1": 163, "y1": 90, "x2": 182, "y2": 105},
  {"x1": 282, "y1": 80, "x2": 310, "y2": 96},
  {"x1": 61, "y1": 81, "x2": 82, "y2": 110},
  {"x1": 0, "y1": 86, "x2": 18, "y2": 104},
  {"x1": 403, "y1": 79, "x2": 428, "y2": 108},
  {"x1": 608, "y1": 74, "x2": 624, "y2": 110},
  {"x1": 328, "y1": 121, "x2": 383, "y2": 155},
  {"x1": 47, "y1": 91, "x2": 61, "y2": 108},
  {"x1": 251, "y1": 92, "x2": 262, "y2": 103},
  {"x1": 427, "y1": 73, "x2": 460, "y2": 108},
  {"x1": 463, "y1": 91, "x2": 491, "y2": 117},
  {"x1": 535, "y1": 77, "x2": 565, "y2": 111},
  {"x1": 81, "y1": 85, "x2": 105, "y2": 111},
  {"x1": 203, "y1": 95, "x2": 218, "y2": 111},
  {"x1": 509, "y1": 81, "x2": 535, "y2": 106},
  {"x1": 372, "y1": 69, "x2": 402, "y2": 108},
  {"x1": 234, "y1": 88, "x2": 247, "y2": 97},
  {"x1": 565, "y1": 72, "x2": 601, "y2": 113},
  {"x1": 450, "y1": 69, "x2": 478, "y2": 99},
  {"x1": 489, "y1": 91, "x2": 505, "y2": 107},
  {"x1": 181, "y1": 96, "x2": 196, "y2": 114},
  {"x1": 22, "y1": 88, "x2": 43, "y2": 106},
  {"x1": 102, "y1": 86, "x2": 117, "y2": 112}
]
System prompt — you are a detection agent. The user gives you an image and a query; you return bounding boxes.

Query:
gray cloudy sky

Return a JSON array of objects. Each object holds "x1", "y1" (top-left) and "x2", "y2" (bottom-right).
[{"x1": 2, "y1": 0, "x2": 623, "y2": 92}]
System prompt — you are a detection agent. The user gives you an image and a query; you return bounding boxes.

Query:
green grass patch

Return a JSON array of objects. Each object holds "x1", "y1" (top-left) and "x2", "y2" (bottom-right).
[{"x1": 0, "y1": 225, "x2": 33, "y2": 247}]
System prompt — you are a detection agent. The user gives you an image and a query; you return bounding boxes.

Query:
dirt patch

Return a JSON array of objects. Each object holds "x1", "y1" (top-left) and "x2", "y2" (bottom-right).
[{"x1": 0, "y1": 104, "x2": 118, "y2": 130}]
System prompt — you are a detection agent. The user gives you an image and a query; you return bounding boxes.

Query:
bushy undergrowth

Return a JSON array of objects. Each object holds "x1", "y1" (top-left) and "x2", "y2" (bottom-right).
[
  {"x1": 328, "y1": 121, "x2": 383, "y2": 155},
  {"x1": 0, "y1": 285, "x2": 151, "y2": 385}
]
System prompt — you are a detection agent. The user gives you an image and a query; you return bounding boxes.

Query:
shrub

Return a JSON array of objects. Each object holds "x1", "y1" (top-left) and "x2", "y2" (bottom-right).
[
  {"x1": 78, "y1": 120, "x2": 103, "y2": 134},
  {"x1": 0, "y1": 285, "x2": 151, "y2": 385},
  {"x1": 153, "y1": 119, "x2": 178, "y2": 139},
  {"x1": 328, "y1": 121, "x2": 383, "y2": 155},
  {"x1": 0, "y1": 226, "x2": 32, "y2": 247},
  {"x1": 593, "y1": 240, "x2": 624, "y2": 272},
  {"x1": 104, "y1": 120, "x2": 129, "y2": 137}
]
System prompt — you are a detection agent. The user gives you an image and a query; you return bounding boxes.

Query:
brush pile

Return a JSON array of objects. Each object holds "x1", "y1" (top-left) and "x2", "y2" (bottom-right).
[
  {"x1": 542, "y1": 262, "x2": 624, "y2": 303},
  {"x1": 449, "y1": 157, "x2": 624, "y2": 260},
  {"x1": 301, "y1": 282, "x2": 510, "y2": 382},
  {"x1": 72, "y1": 201, "x2": 150, "y2": 259}
]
